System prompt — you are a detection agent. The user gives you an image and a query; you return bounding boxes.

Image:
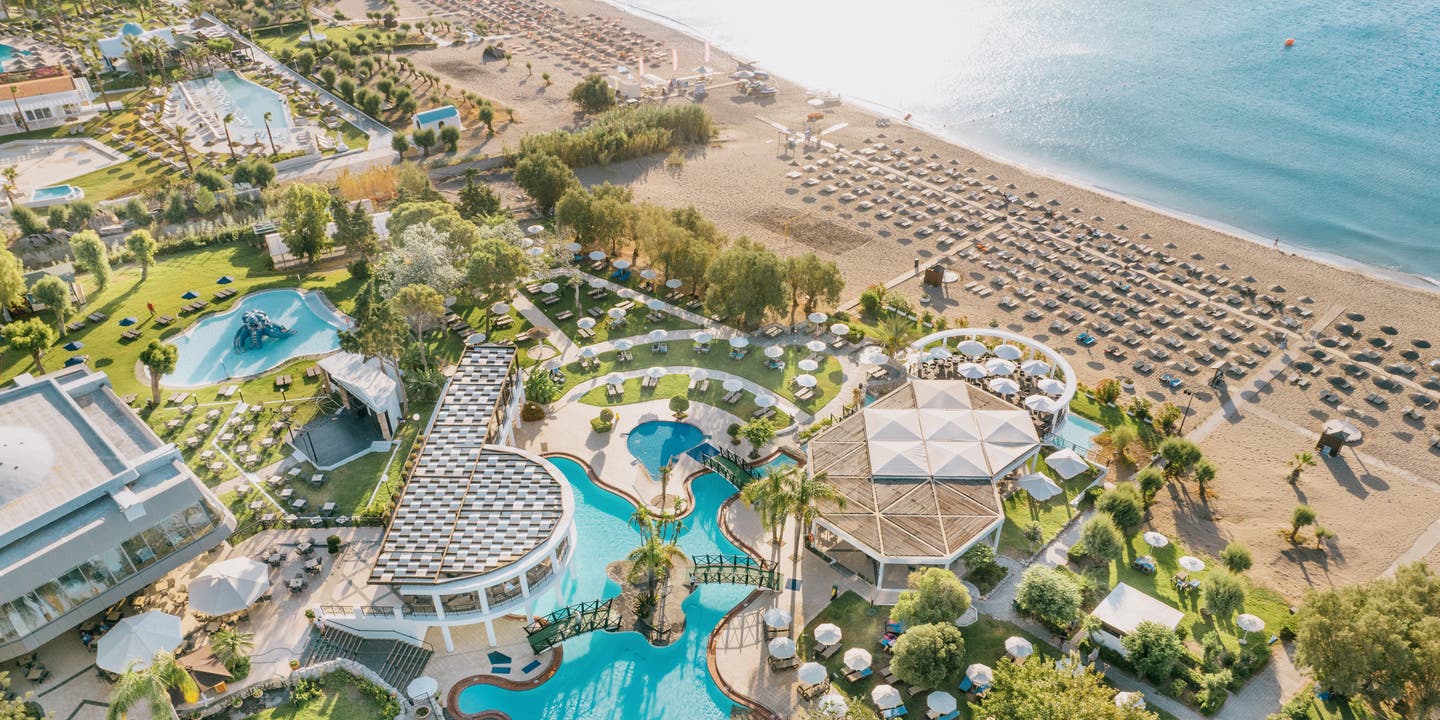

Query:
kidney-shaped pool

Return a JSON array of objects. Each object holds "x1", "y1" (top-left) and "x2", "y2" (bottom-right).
[{"x1": 165, "y1": 289, "x2": 350, "y2": 387}]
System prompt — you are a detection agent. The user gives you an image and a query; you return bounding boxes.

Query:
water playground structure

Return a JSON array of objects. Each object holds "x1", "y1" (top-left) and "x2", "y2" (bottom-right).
[{"x1": 233, "y1": 309, "x2": 294, "y2": 352}]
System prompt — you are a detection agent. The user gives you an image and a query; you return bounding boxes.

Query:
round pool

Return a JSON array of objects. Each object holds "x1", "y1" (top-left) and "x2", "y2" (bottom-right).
[
  {"x1": 165, "y1": 289, "x2": 350, "y2": 387},
  {"x1": 625, "y1": 421, "x2": 706, "y2": 479}
]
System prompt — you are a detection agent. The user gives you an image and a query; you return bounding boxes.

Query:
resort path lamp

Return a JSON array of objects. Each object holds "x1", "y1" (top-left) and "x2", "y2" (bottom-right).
[
  {"x1": 1178, "y1": 388, "x2": 1196, "y2": 434},
  {"x1": 262, "y1": 111, "x2": 277, "y2": 157}
]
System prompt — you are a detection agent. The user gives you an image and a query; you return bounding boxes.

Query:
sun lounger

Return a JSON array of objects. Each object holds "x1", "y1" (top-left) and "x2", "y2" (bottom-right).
[
  {"x1": 844, "y1": 667, "x2": 873, "y2": 682},
  {"x1": 882, "y1": 707, "x2": 908, "y2": 719}
]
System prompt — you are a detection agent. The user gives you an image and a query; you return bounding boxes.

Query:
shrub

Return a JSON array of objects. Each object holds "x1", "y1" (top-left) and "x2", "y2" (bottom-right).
[
  {"x1": 890, "y1": 623, "x2": 965, "y2": 689},
  {"x1": 194, "y1": 167, "x2": 229, "y2": 191},
  {"x1": 568, "y1": 73, "x2": 616, "y2": 114},
  {"x1": 1095, "y1": 483, "x2": 1145, "y2": 530},
  {"x1": 1094, "y1": 378, "x2": 1122, "y2": 404},
  {"x1": 1077, "y1": 513, "x2": 1124, "y2": 564},
  {"x1": 523, "y1": 368, "x2": 561, "y2": 403},
  {"x1": 858, "y1": 284, "x2": 886, "y2": 317},
  {"x1": 1122, "y1": 621, "x2": 1187, "y2": 684},
  {"x1": 509, "y1": 104, "x2": 713, "y2": 169},
  {"x1": 520, "y1": 401, "x2": 546, "y2": 422},
  {"x1": 289, "y1": 678, "x2": 321, "y2": 706},
  {"x1": 326, "y1": 534, "x2": 342, "y2": 553},
  {"x1": 11, "y1": 206, "x2": 45, "y2": 235},
  {"x1": 1201, "y1": 572, "x2": 1246, "y2": 620},
  {"x1": 1136, "y1": 466, "x2": 1165, "y2": 505},
  {"x1": 668, "y1": 395, "x2": 690, "y2": 419},
  {"x1": 1220, "y1": 542, "x2": 1253, "y2": 573},
  {"x1": 590, "y1": 410, "x2": 615, "y2": 433},
  {"x1": 892, "y1": 567, "x2": 971, "y2": 627},
  {"x1": 1014, "y1": 566, "x2": 1082, "y2": 628}
]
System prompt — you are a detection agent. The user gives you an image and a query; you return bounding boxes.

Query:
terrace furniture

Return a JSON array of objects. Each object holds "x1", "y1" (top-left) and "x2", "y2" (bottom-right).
[
  {"x1": 556, "y1": 310, "x2": 576, "y2": 322},
  {"x1": 66, "y1": 320, "x2": 86, "y2": 332},
  {"x1": 220, "y1": 385, "x2": 239, "y2": 398},
  {"x1": 87, "y1": 312, "x2": 106, "y2": 322},
  {"x1": 121, "y1": 329, "x2": 142, "y2": 341},
  {"x1": 310, "y1": 474, "x2": 326, "y2": 486},
  {"x1": 844, "y1": 666, "x2": 873, "y2": 682},
  {"x1": 155, "y1": 315, "x2": 174, "y2": 326},
  {"x1": 303, "y1": 558, "x2": 322, "y2": 574},
  {"x1": 288, "y1": 575, "x2": 305, "y2": 592},
  {"x1": 298, "y1": 539, "x2": 314, "y2": 554},
  {"x1": 768, "y1": 655, "x2": 800, "y2": 671}
]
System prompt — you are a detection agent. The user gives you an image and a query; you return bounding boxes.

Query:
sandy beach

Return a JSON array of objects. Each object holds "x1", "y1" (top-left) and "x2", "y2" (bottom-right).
[{"x1": 383, "y1": 0, "x2": 1440, "y2": 594}]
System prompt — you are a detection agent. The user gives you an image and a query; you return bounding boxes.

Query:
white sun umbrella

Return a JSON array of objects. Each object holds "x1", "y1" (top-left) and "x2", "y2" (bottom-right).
[
  {"x1": 764, "y1": 345, "x2": 785, "y2": 358},
  {"x1": 1022, "y1": 359, "x2": 1052, "y2": 376},
  {"x1": 613, "y1": 339, "x2": 634, "y2": 351},
  {"x1": 540, "y1": 281, "x2": 559, "y2": 294},
  {"x1": 723, "y1": 378, "x2": 744, "y2": 392},
  {"x1": 1024, "y1": 395, "x2": 1059, "y2": 414},
  {"x1": 1179, "y1": 556, "x2": 1207, "y2": 572},
  {"x1": 844, "y1": 647, "x2": 872, "y2": 671},
  {"x1": 988, "y1": 378, "x2": 1020, "y2": 395},
  {"x1": 1115, "y1": 691, "x2": 1147, "y2": 709},
  {"x1": 607, "y1": 307, "x2": 627, "y2": 320},
  {"x1": 1143, "y1": 531, "x2": 1170, "y2": 549},
  {"x1": 927, "y1": 691, "x2": 958, "y2": 715},
  {"x1": 965, "y1": 663, "x2": 995, "y2": 686},
  {"x1": 798, "y1": 661, "x2": 828, "y2": 686},
  {"x1": 580, "y1": 346, "x2": 599, "y2": 358},
  {"x1": 577, "y1": 317, "x2": 597, "y2": 330},
  {"x1": 755, "y1": 394, "x2": 777, "y2": 408},
  {"x1": 796, "y1": 374, "x2": 818, "y2": 388},
  {"x1": 860, "y1": 351, "x2": 889, "y2": 365},
  {"x1": 994, "y1": 343, "x2": 1024, "y2": 360},
  {"x1": 614, "y1": 259, "x2": 632, "y2": 270},
  {"x1": 588, "y1": 250, "x2": 606, "y2": 261},
  {"x1": 526, "y1": 246, "x2": 544, "y2": 257},
  {"x1": 694, "y1": 331, "x2": 714, "y2": 344},
  {"x1": 808, "y1": 311, "x2": 828, "y2": 325},
  {"x1": 829, "y1": 322, "x2": 850, "y2": 336},
  {"x1": 1038, "y1": 377, "x2": 1066, "y2": 395},
  {"x1": 768, "y1": 636, "x2": 797, "y2": 659},
  {"x1": 1046, "y1": 448, "x2": 1089, "y2": 479},
  {"x1": 798, "y1": 358, "x2": 820, "y2": 372},
  {"x1": 1236, "y1": 613, "x2": 1266, "y2": 633},
  {"x1": 644, "y1": 367, "x2": 665, "y2": 380},
  {"x1": 763, "y1": 607, "x2": 792, "y2": 629},
  {"x1": 957, "y1": 339, "x2": 988, "y2": 357},
  {"x1": 525, "y1": 224, "x2": 544, "y2": 235},
  {"x1": 928, "y1": 346, "x2": 954, "y2": 361},
  {"x1": 985, "y1": 358, "x2": 1016, "y2": 376},
  {"x1": 96, "y1": 611, "x2": 183, "y2": 673},
  {"x1": 729, "y1": 336, "x2": 750, "y2": 348},
  {"x1": 648, "y1": 329, "x2": 668, "y2": 342},
  {"x1": 1016, "y1": 472, "x2": 1063, "y2": 501},
  {"x1": 589, "y1": 278, "x2": 606, "y2": 289},
  {"x1": 641, "y1": 268, "x2": 658, "y2": 280},
  {"x1": 817, "y1": 692, "x2": 849, "y2": 716},
  {"x1": 806, "y1": 340, "x2": 828, "y2": 353},
  {"x1": 871, "y1": 684, "x2": 902, "y2": 709},
  {"x1": 956, "y1": 362, "x2": 989, "y2": 379},
  {"x1": 1004, "y1": 636, "x2": 1034, "y2": 658},
  {"x1": 465, "y1": 332, "x2": 487, "y2": 345},
  {"x1": 602, "y1": 373, "x2": 625, "y2": 386},
  {"x1": 406, "y1": 676, "x2": 439, "y2": 701},
  {"x1": 490, "y1": 301, "x2": 510, "y2": 315},
  {"x1": 665, "y1": 278, "x2": 683, "y2": 289},
  {"x1": 187, "y1": 557, "x2": 270, "y2": 616},
  {"x1": 646, "y1": 298, "x2": 666, "y2": 311},
  {"x1": 813, "y1": 623, "x2": 843, "y2": 646},
  {"x1": 565, "y1": 241, "x2": 582, "y2": 252},
  {"x1": 690, "y1": 368, "x2": 709, "y2": 382}
]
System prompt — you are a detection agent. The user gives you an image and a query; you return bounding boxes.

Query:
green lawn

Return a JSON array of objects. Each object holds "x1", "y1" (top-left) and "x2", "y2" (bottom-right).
[
  {"x1": 255, "y1": 24, "x2": 373, "y2": 57},
  {"x1": 518, "y1": 280, "x2": 700, "y2": 345},
  {"x1": 238, "y1": 671, "x2": 391, "y2": 720},
  {"x1": 998, "y1": 451, "x2": 1101, "y2": 559},
  {"x1": 1069, "y1": 393, "x2": 1164, "y2": 452},
  {"x1": 577, "y1": 373, "x2": 793, "y2": 428},
  {"x1": 798, "y1": 592, "x2": 1059, "y2": 719}
]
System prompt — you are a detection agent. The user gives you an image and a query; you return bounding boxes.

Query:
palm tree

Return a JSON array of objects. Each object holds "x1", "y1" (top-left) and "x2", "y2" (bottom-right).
[
  {"x1": 625, "y1": 517, "x2": 685, "y2": 625},
  {"x1": 1288, "y1": 451, "x2": 1316, "y2": 484},
  {"x1": 106, "y1": 651, "x2": 199, "y2": 720},
  {"x1": 1, "y1": 165, "x2": 19, "y2": 206},
  {"x1": 740, "y1": 464, "x2": 796, "y2": 546},
  {"x1": 9, "y1": 87, "x2": 28, "y2": 132},
  {"x1": 221, "y1": 113, "x2": 237, "y2": 163},
  {"x1": 172, "y1": 125, "x2": 193, "y2": 173},
  {"x1": 138, "y1": 340, "x2": 177, "y2": 407},
  {"x1": 787, "y1": 469, "x2": 845, "y2": 561},
  {"x1": 261, "y1": 111, "x2": 277, "y2": 156},
  {"x1": 209, "y1": 628, "x2": 254, "y2": 671},
  {"x1": 657, "y1": 463, "x2": 673, "y2": 510},
  {"x1": 873, "y1": 315, "x2": 921, "y2": 358}
]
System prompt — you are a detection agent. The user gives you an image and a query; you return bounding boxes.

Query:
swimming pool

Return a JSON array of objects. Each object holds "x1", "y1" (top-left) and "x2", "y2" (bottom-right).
[
  {"x1": 1054, "y1": 414, "x2": 1105, "y2": 453},
  {"x1": 166, "y1": 289, "x2": 349, "y2": 387},
  {"x1": 213, "y1": 70, "x2": 292, "y2": 145},
  {"x1": 0, "y1": 43, "x2": 33, "y2": 71},
  {"x1": 625, "y1": 421, "x2": 707, "y2": 479},
  {"x1": 25, "y1": 184, "x2": 83, "y2": 207},
  {"x1": 458, "y1": 454, "x2": 795, "y2": 719}
]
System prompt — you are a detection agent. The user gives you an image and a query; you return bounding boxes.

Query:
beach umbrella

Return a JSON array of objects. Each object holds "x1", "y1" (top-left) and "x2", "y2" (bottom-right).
[
  {"x1": 690, "y1": 369, "x2": 709, "y2": 382},
  {"x1": 1236, "y1": 614, "x2": 1265, "y2": 633},
  {"x1": 816, "y1": 693, "x2": 849, "y2": 716},
  {"x1": 755, "y1": 394, "x2": 777, "y2": 408},
  {"x1": 729, "y1": 336, "x2": 750, "y2": 348},
  {"x1": 1004, "y1": 636, "x2": 1033, "y2": 658},
  {"x1": 602, "y1": 373, "x2": 625, "y2": 387},
  {"x1": 796, "y1": 374, "x2": 818, "y2": 388},
  {"x1": 829, "y1": 323, "x2": 850, "y2": 336},
  {"x1": 927, "y1": 691, "x2": 958, "y2": 714},
  {"x1": 764, "y1": 345, "x2": 784, "y2": 358},
  {"x1": 957, "y1": 339, "x2": 988, "y2": 357},
  {"x1": 768, "y1": 637, "x2": 797, "y2": 659},
  {"x1": 1017, "y1": 472, "x2": 1063, "y2": 501},
  {"x1": 613, "y1": 339, "x2": 634, "y2": 351},
  {"x1": 928, "y1": 346, "x2": 954, "y2": 361},
  {"x1": 813, "y1": 623, "x2": 842, "y2": 646},
  {"x1": 217, "y1": 275, "x2": 233, "y2": 284},
  {"x1": 577, "y1": 317, "x2": 596, "y2": 329},
  {"x1": 987, "y1": 378, "x2": 1020, "y2": 395},
  {"x1": 526, "y1": 246, "x2": 544, "y2": 257},
  {"x1": 607, "y1": 307, "x2": 627, "y2": 320},
  {"x1": 1038, "y1": 377, "x2": 1066, "y2": 395},
  {"x1": 665, "y1": 278, "x2": 683, "y2": 289},
  {"x1": 490, "y1": 302, "x2": 510, "y2": 315},
  {"x1": 1143, "y1": 531, "x2": 1170, "y2": 549},
  {"x1": 465, "y1": 332, "x2": 487, "y2": 346},
  {"x1": 723, "y1": 379, "x2": 744, "y2": 392},
  {"x1": 580, "y1": 346, "x2": 598, "y2": 358},
  {"x1": 763, "y1": 607, "x2": 792, "y2": 629},
  {"x1": 187, "y1": 558, "x2": 270, "y2": 616},
  {"x1": 589, "y1": 278, "x2": 607, "y2": 289},
  {"x1": 565, "y1": 242, "x2": 582, "y2": 252},
  {"x1": 589, "y1": 251, "x2": 606, "y2": 261},
  {"x1": 181, "y1": 290, "x2": 199, "y2": 299},
  {"x1": 1179, "y1": 556, "x2": 1207, "y2": 572},
  {"x1": 844, "y1": 647, "x2": 872, "y2": 671},
  {"x1": 1022, "y1": 359, "x2": 1052, "y2": 376},
  {"x1": 798, "y1": 358, "x2": 820, "y2": 372},
  {"x1": 956, "y1": 362, "x2": 989, "y2": 380},
  {"x1": 808, "y1": 311, "x2": 828, "y2": 325},
  {"x1": 1115, "y1": 691, "x2": 1146, "y2": 709},
  {"x1": 798, "y1": 662, "x2": 827, "y2": 685},
  {"x1": 118, "y1": 316, "x2": 138, "y2": 326},
  {"x1": 540, "y1": 281, "x2": 559, "y2": 294},
  {"x1": 860, "y1": 351, "x2": 889, "y2": 365},
  {"x1": 526, "y1": 224, "x2": 544, "y2": 235},
  {"x1": 406, "y1": 676, "x2": 439, "y2": 702},
  {"x1": 614, "y1": 259, "x2": 632, "y2": 270},
  {"x1": 994, "y1": 344, "x2": 1024, "y2": 360},
  {"x1": 64, "y1": 356, "x2": 86, "y2": 367},
  {"x1": 965, "y1": 664, "x2": 994, "y2": 687},
  {"x1": 641, "y1": 268, "x2": 658, "y2": 280},
  {"x1": 644, "y1": 367, "x2": 665, "y2": 380},
  {"x1": 694, "y1": 331, "x2": 714, "y2": 344},
  {"x1": 1046, "y1": 449, "x2": 1089, "y2": 479},
  {"x1": 871, "y1": 684, "x2": 901, "y2": 709},
  {"x1": 96, "y1": 611, "x2": 183, "y2": 673},
  {"x1": 806, "y1": 340, "x2": 827, "y2": 353},
  {"x1": 648, "y1": 329, "x2": 668, "y2": 342},
  {"x1": 63, "y1": 340, "x2": 84, "y2": 351},
  {"x1": 646, "y1": 298, "x2": 666, "y2": 311},
  {"x1": 985, "y1": 358, "x2": 1016, "y2": 376},
  {"x1": 1024, "y1": 395, "x2": 1059, "y2": 414}
]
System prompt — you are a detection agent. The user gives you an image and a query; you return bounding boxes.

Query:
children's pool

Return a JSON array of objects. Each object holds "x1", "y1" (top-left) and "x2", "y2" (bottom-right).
[
  {"x1": 625, "y1": 420, "x2": 707, "y2": 478},
  {"x1": 1054, "y1": 414, "x2": 1105, "y2": 453},
  {"x1": 166, "y1": 289, "x2": 349, "y2": 387}
]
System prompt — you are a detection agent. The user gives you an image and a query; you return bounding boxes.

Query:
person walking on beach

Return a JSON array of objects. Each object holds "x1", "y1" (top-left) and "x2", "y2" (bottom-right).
[{"x1": 1274, "y1": 236, "x2": 1280, "y2": 250}]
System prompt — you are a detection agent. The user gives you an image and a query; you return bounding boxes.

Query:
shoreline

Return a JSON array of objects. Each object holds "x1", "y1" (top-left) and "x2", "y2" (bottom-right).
[{"x1": 597, "y1": 0, "x2": 1440, "y2": 297}]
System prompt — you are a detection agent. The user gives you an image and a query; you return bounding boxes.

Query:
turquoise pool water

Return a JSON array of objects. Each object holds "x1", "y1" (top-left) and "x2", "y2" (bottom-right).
[
  {"x1": 167, "y1": 289, "x2": 348, "y2": 387},
  {"x1": 1055, "y1": 414, "x2": 1105, "y2": 453},
  {"x1": 30, "y1": 185, "x2": 79, "y2": 201},
  {"x1": 214, "y1": 70, "x2": 292, "y2": 144},
  {"x1": 625, "y1": 421, "x2": 707, "y2": 478},
  {"x1": 457, "y1": 455, "x2": 782, "y2": 719},
  {"x1": 0, "y1": 43, "x2": 33, "y2": 71}
]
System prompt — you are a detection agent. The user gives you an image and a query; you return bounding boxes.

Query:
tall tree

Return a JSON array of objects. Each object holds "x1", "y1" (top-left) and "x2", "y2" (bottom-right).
[
  {"x1": 278, "y1": 183, "x2": 334, "y2": 263},
  {"x1": 703, "y1": 237, "x2": 786, "y2": 328},
  {"x1": 740, "y1": 463, "x2": 796, "y2": 546},
  {"x1": 138, "y1": 340, "x2": 177, "y2": 407},
  {"x1": 391, "y1": 283, "x2": 444, "y2": 371},
  {"x1": 2, "y1": 317, "x2": 56, "y2": 372},
  {"x1": 512, "y1": 151, "x2": 577, "y2": 214},
  {"x1": 465, "y1": 237, "x2": 528, "y2": 305},
  {"x1": 69, "y1": 230, "x2": 110, "y2": 292},
  {"x1": 457, "y1": 168, "x2": 502, "y2": 219},
  {"x1": 29, "y1": 275, "x2": 73, "y2": 336},
  {"x1": 126, "y1": 229, "x2": 158, "y2": 281},
  {"x1": 1201, "y1": 571, "x2": 1246, "y2": 621},
  {"x1": 209, "y1": 627, "x2": 254, "y2": 672},
  {"x1": 892, "y1": 567, "x2": 971, "y2": 628},
  {"x1": 387, "y1": 200, "x2": 481, "y2": 254},
  {"x1": 787, "y1": 468, "x2": 845, "y2": 561},
  {"x1": 978, "y1": 655, "x2": 1160, "y2": 719},
  {"x1": 378, "y1": 223, "x2": 464, "y2": 296},
  {"x1": 625, "y1": 511, "x2": 685, "y2": 622},
  {"x1": 783, "y1": 253, "x2": 844, "y2": 325},
  {"x1": 0, "y1": 245, "x2": 22, "y2": 318},
  {"x1": 889, "y1": 622, "x2": 966, "y2": 689},
  {"x1": 1123, "y1": 621, "x2": 1187, "y2": 684},
  {"x1": 106, "y1": 651, "x2": 199, "y2": 720}
]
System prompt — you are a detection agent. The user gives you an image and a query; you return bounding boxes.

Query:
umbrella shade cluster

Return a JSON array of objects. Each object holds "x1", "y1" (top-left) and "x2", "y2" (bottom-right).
[
  {"x1": 188, "y1": 558, "x2": 270, "y2": 616},
  {"x1": 96, "y1": 611, "x2": 183, "y2": 673}
]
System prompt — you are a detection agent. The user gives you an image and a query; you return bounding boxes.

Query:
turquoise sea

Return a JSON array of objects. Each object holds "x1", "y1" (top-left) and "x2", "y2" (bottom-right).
[{"x1": 609, "y1": 0, "x2": 1440, "y2": 282}]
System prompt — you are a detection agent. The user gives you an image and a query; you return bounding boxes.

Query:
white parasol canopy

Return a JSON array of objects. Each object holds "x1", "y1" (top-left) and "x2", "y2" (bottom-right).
[
  {"x1": 813, "y1": 623, "x2": 842, "y2": 646},
  {"x1": 490, "y1": 302, "x2": 510, "y2": 315},
  {"x1": 861, "y1": 351, "x2": 889, "y2": 365},
  {"x1": 96, "y1": 611, "x2": 183, "y2": 672},
  {"x1": 589, "y1": 278, "x2": 607, "y2": 289},
  {"x1": 928, "y1": 346, "x2": 954, "y2": 360},
  {"x1": 187, "y1": 558, "x2": 270, "y2": 616},
  {"x1": 565, "y1": 242, "x2": 582, "y2": 252},
  {"x1": 927, "y1": 691, "x2": 958, "y2": 714},
  {"x1": 723, "y1": 378, "x2": 744, "y2": 392},
  {"x1": 729, "y1": 336, "x2": 750, "y2": 348},
  {"x1": 580, "y1": 346, "x2": 598, "y2": 358},
  {"x1": 695, "y1": 331, "x2": 714, "y2": 344},
  {"x1": 602, "y1": 373, "x2": 625, "y2": 387},
  {"x1": 666, "y1": 278, "x2": 683, "y2": 289},
  {"x1": 796, "y1": 374, "x2": 818, "y2": 388},
  {"x1": 798, "y1": 358, "x2": 820, "y2": 372},
  {"x1": 1236, "y1": 613, "x2": 1265, "y2": 633},
  {"x1": 817, "y1": 692, "x2": 849, "y2": 716},
  {"x1": 1024, "y1": 395, "x2": 1059, "y2": 414},
  {"x1": 1179, "y1": 555, "x2": 1207, "y2": 572},
  {"x1": 994, "y1": 344, "x2": 1024, "y2": 360},
  {"x1": 956, "y1": 362, "x2": 989, "y2": 379},
  {"x1": 1143, "y1": 531, "x2": 1170, "y2": 548},
  {"x1": 577, "y1": 317, "x2": 596, "y2": 330},
  {"x1": 755, "y1": 394, "x2": 777, "y2": 408},
  {"x1": 871, "y1": 684, "x2": 902, "y2": 709},
  {"x1": 645, "y1": 367, "x2": 665, "y2": 379},
  {"x1": 607, "y1": 307, "x2": 627, "y2": 320},
  {"x1": 1046, "y1": 449, "x2": 1089, "y2": 479},
  {"x1": 540, "y1": 281, "x2": 559, "y2": 294},
  {"x1": 764, "y1": 345, "x2": 784, "y2": 358},
  {"x1": 648, "y1": 329, "x2": 668, "y2": 342},
  {"x1": 763, "y1": 607, "x2": 792, "y2": 629},
  {"x1": 1115, "y1": 691, "x2": 1146, "y2": 709},
  {"x1": 588, "y1": 250, "x2": 607, "y2": 261},
  {"x1": 1038, "y1": 377, "x2": 1066, "y2": 395},
  {"x1": 465, "y1": 332, "x2": 487, "y2": 345},
  {"x1": 613, "y1": 339, "x2": 634, "y2": 351},
  {"x1": 829, "y1": 323, "x2": 850, "y2": 336},
  {"x1": 844, "y1": 647, "x2": 872, "y2": 671},
  {"x1": 1021, "y1": 359, "x2": 1052, "y2": 376},
  {"x1": 985, "y1": 358, "x2": 1017, "y2": 376},
  {"x1": 1323, "y1": 418, "x2": 1362, "y2": 443},
  {"x1": 406, "y1": 676, "x2": 439, "y2": 701},
  {"x1": 647, "y1": 298, "x2": 666, "y2": 311},
  {"x1": 690, "y1": 368, "x2": 710, "y2": 382},
  {"x1": 614, "y1": 259, "x2": 632, "y2": 270},
  {"x1": 798, "y1": 661, "x2": 827, "y2": 685},
  {"x1": 1016, "y1": 472, "x2": 1063, "y2": 501},
  {"x1": 641, "y1": 268, "x2": 658, "y2": 280},
  {"x1": 808, "y1": 311, "x2": 829, "y2": 325},
  {"x1": 768, "y1": 636, "x2": 797, "y2": 659},
  {"x1": 965, "y1": 663, "x2": 994, "y2": 686},
  {"x1": 988, "y1": 378, "x2": 1020, "y2": 395},
  {"x1": 957, "y1": 340, "x2": 988, "y2": 357},
  {"x1": 1004, "y1": 636, "x2": 1033, "y2": 658},
  {"x1": 806, "y1": 340, "x2": 828, "y2": 353}
]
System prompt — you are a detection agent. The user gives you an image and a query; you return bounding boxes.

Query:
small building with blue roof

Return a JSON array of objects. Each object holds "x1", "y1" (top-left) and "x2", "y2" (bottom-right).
[{"x1": 413, "y1": 105, "x2": 461, "y2": 134}]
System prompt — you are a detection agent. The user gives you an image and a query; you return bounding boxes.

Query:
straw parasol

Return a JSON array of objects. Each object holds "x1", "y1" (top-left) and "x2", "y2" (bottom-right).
[
  {"x1": 843, "y1": 647, "x2": 872, "y2": 671},
  {"x1": 187, "y1": 558, "x2": 270, "y2": 616},
  {"x1": 96, "y1": 611, "x2": 183, "y2": 673},
  {"x1": 763, "y1": 607, "x2": 791, "y2": 629},
  {"x1": 768, "y1": 637, "x2": 797, "y2": 659},
  {"x1": 813, "y1": 623, "x2": 842, "y2": 646}
]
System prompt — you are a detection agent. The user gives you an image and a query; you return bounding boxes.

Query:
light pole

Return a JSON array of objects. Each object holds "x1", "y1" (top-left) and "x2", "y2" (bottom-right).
[{"x1": 1177, "y1": 389, "x2": 1196, "y2": 435}]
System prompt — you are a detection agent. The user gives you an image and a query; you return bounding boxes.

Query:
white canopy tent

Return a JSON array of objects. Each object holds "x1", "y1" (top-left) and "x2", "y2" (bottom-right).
[
  {"x1": 317, "y1": 352, "x2": 403, "y2": 438},
  {"x1": 1089, "y1": 583, "x2": 1185, "y2": 656}
]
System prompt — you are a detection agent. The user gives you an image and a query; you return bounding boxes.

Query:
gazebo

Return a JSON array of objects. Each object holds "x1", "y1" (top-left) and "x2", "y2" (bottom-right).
[{"x1": 1087, "y1": 583, "x2": 1184, "y2": 655}]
